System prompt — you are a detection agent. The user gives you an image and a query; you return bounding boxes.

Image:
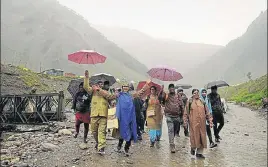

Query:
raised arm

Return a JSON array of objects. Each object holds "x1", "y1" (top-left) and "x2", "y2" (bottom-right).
[
  {"x1": 132, "y1": 79, "x2": 151, "y2": 98},
  {"x1": 98, "y1": 89, "x2": 117, "y2": 100},
  {"x1": 83, "y1": 70, "x2": 92, "y2": 93}
]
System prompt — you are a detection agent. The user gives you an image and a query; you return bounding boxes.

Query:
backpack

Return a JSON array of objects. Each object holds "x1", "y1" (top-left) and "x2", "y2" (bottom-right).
[
  {"x1": 188, "y1": 98, "x2": 207, "y2": 115},
  {"x1": 76, "y1": 93, "x2": 92, "y2": 113}
]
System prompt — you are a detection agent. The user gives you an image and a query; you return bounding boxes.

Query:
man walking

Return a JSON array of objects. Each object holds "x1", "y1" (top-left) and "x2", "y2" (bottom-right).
[
  {"x1": 208, "y1": 86, "x2": 225, "y2": 142},
  {"x1": 162, "y1": 84, "x2": 184, "y2": 153}
]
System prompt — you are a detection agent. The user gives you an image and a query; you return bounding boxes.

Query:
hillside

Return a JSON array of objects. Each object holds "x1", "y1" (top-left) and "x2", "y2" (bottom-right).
[
  {"x1": 184, "y1": 10, "x2": 267, "y2": 87},
  {"x1": 0, "y1": 64, "x2": 71, "y2": 96},
  {"x1": 220, "y1": 74, "x2": 267, "y2": 108},
  {"x1": 93, "y1": 25, "x2": 223, "y2": 74},
  {"x1": 1, "y1": 0, "x2": 148, "y2": 82}
]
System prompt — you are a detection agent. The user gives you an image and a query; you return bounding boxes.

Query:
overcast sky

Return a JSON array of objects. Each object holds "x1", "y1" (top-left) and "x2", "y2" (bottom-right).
[{"x1": 58, "y1": 0, "x2": 267, "y2": 46}]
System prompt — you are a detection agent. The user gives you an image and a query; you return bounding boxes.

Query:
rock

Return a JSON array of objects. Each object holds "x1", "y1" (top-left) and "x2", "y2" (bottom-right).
[
  {"x1": 1, "y1": 160, "x2": 9, "y2": 166},
  {"x1": 7, "y1": 135, "x2": 17, "y2": 141},
  {"x1": 1, "y1": 149, "x2": 9, "y2": 154},
  {"x1": 13, "y1": 163, "x2": 30, "y2": 167},
  {"x1": 58, "y1": 129, "x2": 72, "y2": 136},
  {"x1": 244, "y1": 133, "x2": 249, "y2": 136},
  {"x1": 47, "y1": 137, "x2": 53, "y2": 141},
  {"x1": 72, "y1": 157, "x2": 80, "y2": 162},
  {"x1": 41, "y1": 143, "x2": 59, "y2": 151},
  {"x1": 14, "y1": 141, "x2": 22, "y2": 147},
  {"x1": 79, "y1": 143, "x2": 89, "y2": 150},
  {"x1": 10, "y1": 157, "x2": 20, "y2": 164}
]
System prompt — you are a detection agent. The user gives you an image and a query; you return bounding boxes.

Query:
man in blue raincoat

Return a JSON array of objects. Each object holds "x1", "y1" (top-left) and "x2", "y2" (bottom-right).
[{"x1": 116, "y1": 80, "x2": 150, "y2": 156}]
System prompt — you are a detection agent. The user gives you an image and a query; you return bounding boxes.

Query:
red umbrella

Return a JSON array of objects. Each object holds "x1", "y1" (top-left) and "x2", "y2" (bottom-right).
[
  {"x1": 147, "y1": 66, "x2": 183, "y2": 81},
  {"x1": 136, "y1": 81, "x2": 162, "y2": 98},
  {"x1": 68, "y1": 50, "x2": 106, "y2": 64}
]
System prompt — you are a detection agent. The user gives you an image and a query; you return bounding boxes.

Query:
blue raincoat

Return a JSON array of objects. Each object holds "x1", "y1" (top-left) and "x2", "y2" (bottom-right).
[
  {"x1": 116, "y1": 92, "x2": 138, "y2": 142},
  {"x1": 200, "y1": 88, "x2": 212, "y2": 125}
]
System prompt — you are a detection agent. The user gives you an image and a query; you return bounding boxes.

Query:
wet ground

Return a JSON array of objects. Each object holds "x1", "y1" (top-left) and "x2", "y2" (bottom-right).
[{"x1": 2, "y1": 104, "x2": 267, "y2": 167}]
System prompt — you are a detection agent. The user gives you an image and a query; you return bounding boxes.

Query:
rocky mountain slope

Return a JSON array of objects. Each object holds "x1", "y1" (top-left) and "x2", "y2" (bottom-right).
[
  {"x1": 1, "y1": 0, "x2": 148, "y2": 82},
  {"x1": 184, "y1": 10, "x2": 267, "y2": 86}
]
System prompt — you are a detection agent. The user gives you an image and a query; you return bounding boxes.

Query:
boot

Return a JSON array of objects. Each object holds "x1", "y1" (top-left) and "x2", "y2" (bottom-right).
[
  {"x1": 190, "y1": 148, "x2": 196, "y2": 155},
  {"x1": 98, "y1": 147, "x2": 105, "y2": 155},
  {"x1": 196, "y1": 154, "x2": 205, "y2": 159},
  {"x1": 83, "y1": 137, "x2": 87, "y2": 143},
  {"x1": 150, "y1": 141, "x2": 155, "y2": 147},
  {"x1": 73, "y1": 133, "x2": 78, "y2": 138},
  {"x1": 94, "y1": 143, "x2": 98, "y2": 150},
  {"x1": 124, "y1": 148, "x2": 130, "y2": 157},
  {"x1": 170, "y1": 144, "x2": 176, "y2": 153}
]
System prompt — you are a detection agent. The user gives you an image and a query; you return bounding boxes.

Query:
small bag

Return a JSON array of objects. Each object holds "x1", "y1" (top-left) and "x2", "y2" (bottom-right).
[{"x1": 147, "y1": 110, "x2": 155, "y2": 117}]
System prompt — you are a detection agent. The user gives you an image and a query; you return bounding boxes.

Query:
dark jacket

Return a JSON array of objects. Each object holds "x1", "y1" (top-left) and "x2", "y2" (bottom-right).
[
  {"x1": 133, "y1": 97, "x2": 143, "y2": 120},
  {"x1": 207, "y1": 93, "x2": 222, "y2": 113},
  {"x1": 72, "y1": 91, "x2": 92, "y2": 112},
  {"x1": 163, "y1": 93, "x2": 184, "y2": 117}
]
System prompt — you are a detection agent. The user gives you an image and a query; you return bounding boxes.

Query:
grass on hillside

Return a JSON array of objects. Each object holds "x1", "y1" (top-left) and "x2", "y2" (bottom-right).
[
  {"x1": 17, "y1": 66, "x2": 73, "y2": 91},
  {"x1": 220, "y1": 74, "x2": 267, "y2": 107}
]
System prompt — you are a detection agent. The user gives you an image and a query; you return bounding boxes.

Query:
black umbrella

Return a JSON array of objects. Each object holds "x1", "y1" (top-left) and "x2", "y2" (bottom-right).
[
  {"x1": 89, "y1": 73, "x2": 116, "y2": 86},
  {"x1": 205, "y1": 80, "x2": 229, "y2": 89},
  {"x1": 175, "y1": 84, "x2": 192, "y2": 89},
  {"x1": 67, "y1": 78, "x2": 84, "y2": 99}
]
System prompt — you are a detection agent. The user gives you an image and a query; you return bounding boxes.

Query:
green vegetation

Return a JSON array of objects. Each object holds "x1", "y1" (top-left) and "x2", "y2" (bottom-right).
[
  {"x1": 220, "y1": 74, "x2": 267, "y2": 107},
  {"x1": 16, "y1": 65, "x2": 72, "y2": 92}
]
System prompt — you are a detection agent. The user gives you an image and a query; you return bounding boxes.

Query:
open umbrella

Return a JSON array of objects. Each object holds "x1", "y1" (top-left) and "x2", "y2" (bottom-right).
[
  {"x1": 175, "y1": 84, "x2": 192, "y2": 89},
  {"x1": 136, "y1": 81, "x2": 162, "y2": 98},
  {"x1": 68, "y1": 50, "x2": 106, "y2": 64},
  {"x1": 205, "y1": 80, "x2": 229, "y2": 89},
  {"x1": 67, "y1": 78, "x2": 85, "y2": 99},
  {"x1": 89, "y1": 73, "x2": 116, "y2": 86},
  {"x1": 147, "y1": 66, "x2": 183, "y2": 81}
]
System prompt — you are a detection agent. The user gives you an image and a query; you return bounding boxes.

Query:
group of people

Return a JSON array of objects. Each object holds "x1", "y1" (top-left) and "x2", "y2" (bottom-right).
[{"x1": 71, "y1": 70, "x2": 226, "y2": 159}]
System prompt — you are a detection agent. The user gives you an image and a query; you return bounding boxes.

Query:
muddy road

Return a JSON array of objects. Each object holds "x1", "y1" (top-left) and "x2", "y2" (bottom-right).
[{"x1": 1, "y1": 104, "x2": 267, "y2": 167}]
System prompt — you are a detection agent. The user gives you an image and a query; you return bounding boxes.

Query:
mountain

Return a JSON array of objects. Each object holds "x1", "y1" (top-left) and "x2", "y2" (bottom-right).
[
  {"x1": 183, "y1": 10, "x2": 267, "y2": 87},
  {"x1": 1, "y1": 0, "x2": 148, "y2": 82},
  {"x1": 93, "y1": 25, "x2": 223, "y2": 74}
]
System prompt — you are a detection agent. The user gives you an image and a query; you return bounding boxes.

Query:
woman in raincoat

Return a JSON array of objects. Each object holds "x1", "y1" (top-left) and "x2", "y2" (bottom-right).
[
  {"x1": 144, "y1": 86, "x2": 164, "y2": 147},
  {"x1": 116, "y1": 79, "x2": 151, "y2": 156},
  {"x1": 183, "y1": 89, "x2": 213, "y2": 159},
  {"x1": 200, "y1": 88, "x2": 217, "y2": 148}
]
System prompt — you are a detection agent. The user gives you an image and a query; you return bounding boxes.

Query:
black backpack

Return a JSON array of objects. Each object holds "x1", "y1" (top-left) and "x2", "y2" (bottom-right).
[{"x1": 75, "y1": 93, "x2": 92, "y2": 113}]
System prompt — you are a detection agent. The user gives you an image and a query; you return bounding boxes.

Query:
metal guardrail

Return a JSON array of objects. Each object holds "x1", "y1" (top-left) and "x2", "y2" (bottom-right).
[{"x1": 0, "y1": 91, "x2": 65, "y2": 124}]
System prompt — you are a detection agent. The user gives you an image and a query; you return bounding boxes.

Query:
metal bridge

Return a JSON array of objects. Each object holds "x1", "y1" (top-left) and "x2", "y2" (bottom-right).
[{"x1": 0, "y1": 91, "x2": 70, "y2": 124}]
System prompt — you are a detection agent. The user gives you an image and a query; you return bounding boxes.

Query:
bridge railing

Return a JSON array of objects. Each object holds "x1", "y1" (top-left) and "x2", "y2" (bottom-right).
[{"x1": 0, "y1": 91, "x2": 65, "y2": 124}]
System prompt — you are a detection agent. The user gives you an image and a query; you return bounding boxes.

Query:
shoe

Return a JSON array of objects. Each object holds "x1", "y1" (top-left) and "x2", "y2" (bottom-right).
[
  {"x1": 150, "y1": 142, "x2": 155, "y2": 147},
  {"x1": 170, "y1": 144, "x2": 176, "y2": 153},
  {"x1": 117, "y1": 145, "x2": 122, "y2": 151},
  {"x1": 94, "y1": 144, "x2": 98, "y2": 150},
  {"x1": 156, "y1": 136, "x2": 161, "y2": 141},
  {"x1": 124, "y1": 148, "x2": 130, "y2": 157},
  {"x1": 137, "y1": 136, "x2": 142, "y2": 141},
  {"x1": 218, "y1": 136, "x2": 222, "y2": 140},
  {"x1": 190, "y1": 148, "x2": 195, "y2": 155},
  {"x1": 209, "y1": 142, "x2": 217, "y2": 148},
  {"x1": 83, "y1": 138, "x2": 88, "y2": 143},
  {"x1": 196, "y1": 154, "x2": 205, "y2": 159},
  {"x1": 184, "y1": 131, "x2": 189, "y2": 137},
  {"x1": 215, "y1": 138, "x2": 220, "y2": 143},
  {"x1": 73, "y1": 133, "x2": 78, "y2": 138},
  {"x1": 98, "y1": 148, "x2": 105, "y2": 155}
]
